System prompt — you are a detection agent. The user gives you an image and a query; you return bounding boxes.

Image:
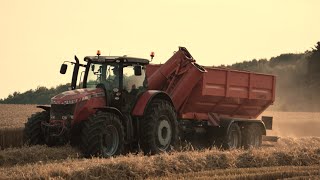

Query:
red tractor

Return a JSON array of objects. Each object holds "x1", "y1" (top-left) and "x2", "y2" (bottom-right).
[{"x1": 24, "y1": 47, "x2": 275, "y2": 157}]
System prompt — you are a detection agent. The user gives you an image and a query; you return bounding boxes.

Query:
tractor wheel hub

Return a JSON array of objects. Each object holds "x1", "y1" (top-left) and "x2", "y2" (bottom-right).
[{"x1": 157, "y1": 118, "x2": 172, "y2": 147}]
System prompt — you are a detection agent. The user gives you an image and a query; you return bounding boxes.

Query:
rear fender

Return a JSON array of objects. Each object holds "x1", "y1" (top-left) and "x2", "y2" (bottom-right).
[
  {"x1": 237, "y1": 120, "x2": 267, "y2": 135},
  {"x1": 131, "y1": 90, "x2": 174, "y2": 116},
  {"x1": 37, "y1": 105, "x2": 51, "y2": 111},
  {"x1": 209, "y1": 118, "x2": 266, "y2": 137},
  {"x1": 210, "y1": 118, "x2": 235, "y2": 137},
  {"x1": 261, "y1": 116, "x2": 273, "y2": 130}
]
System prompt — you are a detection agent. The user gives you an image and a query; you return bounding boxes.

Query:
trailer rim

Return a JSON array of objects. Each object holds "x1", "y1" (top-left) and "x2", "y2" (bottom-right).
[{"x1": 226, "y1": 123, "x2": 241, "y2": 149}]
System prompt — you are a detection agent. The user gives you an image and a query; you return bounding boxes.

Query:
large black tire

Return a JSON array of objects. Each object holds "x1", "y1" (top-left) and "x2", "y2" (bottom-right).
[
  {"x1": 140, "y1": 99, "x2": 179, "y2": 154},
  {"x1": 24, "y1": 111, "x2": 49, "y2": 145},
  {"x1": 242, "y1": 123, "x2": 263, "y2": 149},
  {"x1": 80, "y1": 111, "x2": 125, "y2": 157},
  {"x1": 212, "y1": 123, "x2": 242, "y2": 150}
]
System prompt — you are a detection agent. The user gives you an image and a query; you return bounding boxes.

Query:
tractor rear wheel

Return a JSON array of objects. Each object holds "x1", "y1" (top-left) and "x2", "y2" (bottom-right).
[
  {"x1": 80, "y1": 111, "x2": 125, "y2": 157},
  {"x1": 140, "y1": 99, "x2": 179, "y2": 154},
  {"x1": 242, "y1": 123, "x2": 263, "y2": 149},
  {"x1": 24, "y1": 111, "x2": 49, "y2": 145}
]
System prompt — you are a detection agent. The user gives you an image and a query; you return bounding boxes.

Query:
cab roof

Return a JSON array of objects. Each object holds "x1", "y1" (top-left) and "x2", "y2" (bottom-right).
[{"x1": 84, "y1": 56, "x2": 150, "y2": 65}]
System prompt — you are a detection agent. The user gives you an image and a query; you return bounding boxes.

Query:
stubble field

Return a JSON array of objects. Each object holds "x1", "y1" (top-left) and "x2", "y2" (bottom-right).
[{"x1": 0, "y1": 104, "x2": 319, "y2": 179}]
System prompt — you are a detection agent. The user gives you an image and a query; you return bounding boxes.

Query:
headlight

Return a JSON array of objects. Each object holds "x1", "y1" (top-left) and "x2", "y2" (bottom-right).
[
  {"x1": 81, "y1": 96, "x2": 90, "y2": 101},
  {"x1": 63, "y1": 99, "x2": 78, "y2": 104}
]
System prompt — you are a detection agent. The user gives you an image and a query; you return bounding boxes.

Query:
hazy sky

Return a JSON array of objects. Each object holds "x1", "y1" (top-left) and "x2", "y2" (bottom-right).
[{"x1": 0, "y1": 0, "x2": 319, "y2": 99}]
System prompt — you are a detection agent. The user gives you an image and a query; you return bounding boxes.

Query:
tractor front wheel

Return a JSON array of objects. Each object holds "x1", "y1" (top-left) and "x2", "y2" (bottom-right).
[
  {"x1": 80, "y1": 111, "x2": 125, "y2": 157},
  {"x1": 140, "y1": 99, "x2": 179, "y2": 154},
  {"x1": 24, "y1": 111, "x2": 49, "y2": 145}
]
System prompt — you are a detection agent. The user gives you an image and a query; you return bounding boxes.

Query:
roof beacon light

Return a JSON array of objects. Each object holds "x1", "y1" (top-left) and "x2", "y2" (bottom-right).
[
  {"x1": 150, "y1": 51, "x2": 155, "y2": 61},
  {"x1": 97, "y1": 50, "x2": 101, "y2": 56}
]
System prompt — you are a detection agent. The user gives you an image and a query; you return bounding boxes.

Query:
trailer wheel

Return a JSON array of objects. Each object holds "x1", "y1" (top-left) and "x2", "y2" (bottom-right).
[
  {"x1": 217, "y1": 123, "x2": 241, "y2": 149},
  {"x1": 24, "y1": 111, "x2": 49, "y2": 145},
  {"x1": 242, "y1": 124, "x2": 262, "y2": 149},
  {"x1": 140, "y1": 99, "x2": 178, "y2": 154},
  {"x1": 80, "y1": 111, "x2": 125, "y2": 157}
]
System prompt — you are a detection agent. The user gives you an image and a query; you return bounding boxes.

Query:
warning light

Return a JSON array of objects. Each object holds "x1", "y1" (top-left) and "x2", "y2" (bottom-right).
[
  {"x1": 150, "y1": 51, "x2": 155, "y2": 61},
  {"x1": 97, "y1": 50, "x2": 101, "y2": 56}
]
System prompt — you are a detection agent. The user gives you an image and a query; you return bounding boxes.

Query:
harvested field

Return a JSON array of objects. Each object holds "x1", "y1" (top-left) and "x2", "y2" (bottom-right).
[
  {"x1": 0, "y1": 104, "x2": 320, "y2": 179},
  {"x1": 0, "y1": 137, "x2": 319, "y2": 179},
  {"x1": 161, "y1": 166, "x2": 320, "y2": 180},
  {"x1": 0, "y1": 104, "x2": 40, "y2": 128},
  {"x1": 0, "y1": 104, "x2": 40, "y2": 149}
]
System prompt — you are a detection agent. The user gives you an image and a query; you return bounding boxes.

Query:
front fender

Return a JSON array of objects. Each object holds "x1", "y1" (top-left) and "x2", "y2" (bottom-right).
[
  {"x1": 94, "y1": 107, "x2": 125, "y2": 121},
  {"x1": 37, "y1": 105, "x2": 51, "y2": 111},
  {"x1": 131, "y1": 90, "x2": 174, "y2": 116}
]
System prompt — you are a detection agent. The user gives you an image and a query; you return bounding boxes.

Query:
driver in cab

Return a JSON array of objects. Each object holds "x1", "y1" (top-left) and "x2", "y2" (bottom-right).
[{"x1": 112, "y1": 66, "x2": 120, "y2": 88}]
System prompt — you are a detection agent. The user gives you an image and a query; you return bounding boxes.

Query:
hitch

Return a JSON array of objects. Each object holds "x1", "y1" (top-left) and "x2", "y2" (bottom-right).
[
  {"x1": 41, "y1": 120, "x2": 70, "y2": 145},
  {"x1": 41, "y1": 120, "x2": 68, "y2": 137}
]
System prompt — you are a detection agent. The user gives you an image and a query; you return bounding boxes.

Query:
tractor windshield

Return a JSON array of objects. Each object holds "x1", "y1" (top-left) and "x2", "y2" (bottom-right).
[
  {"x1": 86, "y1": 63, "x2": 119, "y2": 90},
  {"x1": 123, "y1": 65, "x2": 146, "y2": 93},
  {"x1": 85, "y1": 62, "x2": 146, "y2": 93}
]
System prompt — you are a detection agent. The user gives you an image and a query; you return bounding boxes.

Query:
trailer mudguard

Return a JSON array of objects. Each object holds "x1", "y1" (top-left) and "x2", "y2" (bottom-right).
[
  {"x1": 131, "y1": 90, "x2": 174, "y2": 116},
  {"x1": 237, "y1": 119, "x2": 267, "y2": 136},
  {"x1": 210, "y1": 118, "x2": 267, "y2": 137}
]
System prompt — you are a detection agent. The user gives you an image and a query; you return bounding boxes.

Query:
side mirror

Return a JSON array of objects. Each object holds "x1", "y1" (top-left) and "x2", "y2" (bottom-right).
[
  {"x1": 60, "y1": 64, "x2": 68, "y2": 74},
  {"x1": 134, "y1": 65, "x2": 142, "y2": 76}
]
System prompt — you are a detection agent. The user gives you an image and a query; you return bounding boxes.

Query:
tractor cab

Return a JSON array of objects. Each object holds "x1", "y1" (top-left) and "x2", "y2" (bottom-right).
[
  {"x1": 60, "y1": 53, "x2": 150, "y2": 113},
  {"x1": 82, "y1": 55, "x2": 149, "y2": 112}
]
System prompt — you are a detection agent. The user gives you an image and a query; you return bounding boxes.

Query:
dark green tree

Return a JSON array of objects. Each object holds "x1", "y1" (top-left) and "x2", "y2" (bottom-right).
[
  {"x1": 308, "y1": 42, "x2": 320, "y2": 85},
  {"x1": 0, "y1": 84, "x2": 70, "y2": 104}
]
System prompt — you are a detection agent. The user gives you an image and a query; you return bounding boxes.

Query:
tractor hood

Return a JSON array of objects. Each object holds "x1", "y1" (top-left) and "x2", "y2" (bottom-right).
[{"x1": 51, "y1": 88, "x2": 105, "y2": 104}]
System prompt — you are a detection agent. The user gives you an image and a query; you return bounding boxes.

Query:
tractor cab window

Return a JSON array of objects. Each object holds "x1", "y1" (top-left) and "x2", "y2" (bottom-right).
[
  {"x1": 123, "y1": 65, "x2": 146, "y2": 94},
  {"x1": 86, "y1": 63, "x2": 119, "y2": 90}
]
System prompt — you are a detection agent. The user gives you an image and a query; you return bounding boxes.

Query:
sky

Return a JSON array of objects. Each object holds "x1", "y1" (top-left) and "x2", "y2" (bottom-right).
[{"x1": 0, "y1": 0, "x2": 319, "y2": 99}]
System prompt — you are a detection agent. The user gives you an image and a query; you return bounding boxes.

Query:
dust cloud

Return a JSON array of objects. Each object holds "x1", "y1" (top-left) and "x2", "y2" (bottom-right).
[
  {"x1": 265, "y1": 56, "x2": 320, "y2": 112},
  {"x1": 258, "y1": 56, "x2": 320, "y2": 137},
  {"x1": 260, "y1": 111, "x2": 320, "y2": 137}
]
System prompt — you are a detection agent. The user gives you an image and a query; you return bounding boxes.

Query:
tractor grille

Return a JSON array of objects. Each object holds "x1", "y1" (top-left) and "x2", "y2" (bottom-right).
[{"x1": 50, "y1": 104, "x2": 75, "y2": 120}]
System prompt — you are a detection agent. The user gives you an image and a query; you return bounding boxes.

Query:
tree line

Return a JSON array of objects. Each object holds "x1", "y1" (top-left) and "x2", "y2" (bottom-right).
[
  {"x1": 0, "y1": 84, "x2": 70, "y2": 104},
  {"x1": 222, "y1": 42, "x2": 320, "y2": 111}
]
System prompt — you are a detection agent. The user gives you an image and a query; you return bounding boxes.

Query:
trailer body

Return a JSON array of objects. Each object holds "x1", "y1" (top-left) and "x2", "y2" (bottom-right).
[{"x1": 146, "y1": 49, "x2": 275, "y2": 125}]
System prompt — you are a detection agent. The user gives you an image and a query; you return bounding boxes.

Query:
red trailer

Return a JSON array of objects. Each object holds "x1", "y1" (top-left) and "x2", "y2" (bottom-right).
[
  {"x1": 143, "y1": 47, "x2": 275, "y2": 149},
  {"x1": 146, "y1": 63, "x2": 275, "y2": 120}
]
